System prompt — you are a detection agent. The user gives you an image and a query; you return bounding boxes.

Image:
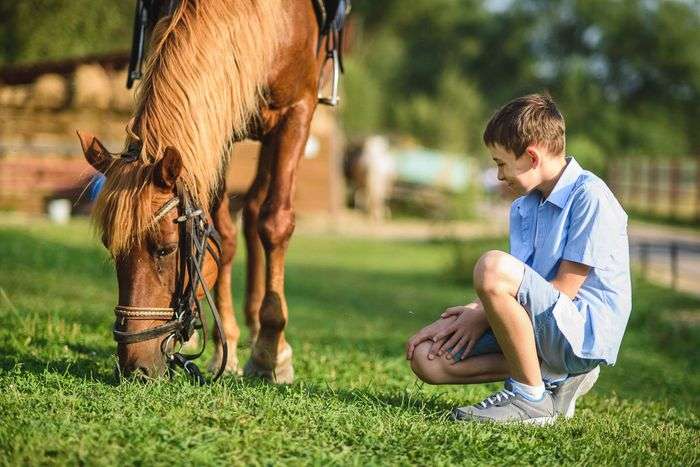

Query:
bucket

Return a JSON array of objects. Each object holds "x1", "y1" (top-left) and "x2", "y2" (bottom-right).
[{"x1": 47, "y1": 199, "x2": 71, "y2": 224}]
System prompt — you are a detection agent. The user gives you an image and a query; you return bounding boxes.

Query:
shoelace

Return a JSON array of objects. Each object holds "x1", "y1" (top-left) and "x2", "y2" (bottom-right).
[
  {"x1": 475, "y1": 388, "x2": 516, "y2": 408},
  {"x1": 544, "y1": 379, "x2": 564, "y2": 391}
]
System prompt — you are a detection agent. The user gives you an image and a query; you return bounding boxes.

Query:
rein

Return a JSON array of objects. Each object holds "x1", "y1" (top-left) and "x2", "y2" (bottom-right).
[{"x1": 112, "y1": 181, "x2": 228, "y2": 384}]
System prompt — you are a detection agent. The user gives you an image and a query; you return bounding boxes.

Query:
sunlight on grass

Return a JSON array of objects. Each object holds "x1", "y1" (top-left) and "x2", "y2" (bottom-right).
[{"x1": 1, "y1": 220, "x2": 698, "y2": 464}]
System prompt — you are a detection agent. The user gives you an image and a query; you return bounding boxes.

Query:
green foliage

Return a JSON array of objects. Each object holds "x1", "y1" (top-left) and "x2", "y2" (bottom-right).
[
  {"x1": 447, "y1": 237, "x2": 509, "y2": 285},
  {"x1": 1, "y1": 0, "x2": 698, "y2": 158},
  {"x1": 0, "y1": 222, "x2": 698, "y2": 464},
  {"x1": 393, "y1": 70, "x2": 484, "y2": 154},
  {"x1": 567, "y1": 134, "x2": 606, "y2": 174},
  {"x1": 344, "y1": 0, "x2": 700, "y2": 158},
  {"x1": 0, "y1": 1, "x2": 132, "y2": 65},
  {"x1": 339, "y1": 57, "x2": 385, "y2": 136}
]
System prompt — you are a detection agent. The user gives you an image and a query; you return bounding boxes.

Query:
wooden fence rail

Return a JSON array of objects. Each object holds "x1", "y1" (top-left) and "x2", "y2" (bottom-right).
[
  {"x1": 630, "y1": 240, "x2": 700, "y2": 291},
  {"x1": 608, "y1": 157, "x2": 700, "y2": 222}
]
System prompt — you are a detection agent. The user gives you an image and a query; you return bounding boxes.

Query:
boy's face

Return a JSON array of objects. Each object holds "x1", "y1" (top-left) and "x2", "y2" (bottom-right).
[{"x1": 488, "y1": 144, "x2": 539, "y2": 195}]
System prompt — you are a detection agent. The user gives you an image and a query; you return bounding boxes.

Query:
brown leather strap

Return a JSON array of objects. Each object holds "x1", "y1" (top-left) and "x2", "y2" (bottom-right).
[
  {"x1": 113, "y1": 320, "x2": 182, "y2": 344},
  {"x1": 114, "y1": 306, "x2": 175, "y2": 320}
]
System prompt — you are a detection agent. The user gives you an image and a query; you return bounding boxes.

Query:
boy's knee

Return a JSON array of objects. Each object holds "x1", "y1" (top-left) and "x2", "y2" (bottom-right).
[
  {"x1": 410, "y1": 341, "x2": 446, "y2": 384},
  {"x1": 474, "y1": 250, "x2": 522, "y2": 297}
]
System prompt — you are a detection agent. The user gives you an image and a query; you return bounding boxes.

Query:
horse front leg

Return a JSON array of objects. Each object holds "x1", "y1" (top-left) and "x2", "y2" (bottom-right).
[
  {"x1": 243, "y1": 98, "x2": 315, "y2": 383},
  {"x1": 242, "y1": 144, "x2": 274, "y2": 345},
  {"x1": 207, "y1": 194, "x2": 241, "y2": 374}
]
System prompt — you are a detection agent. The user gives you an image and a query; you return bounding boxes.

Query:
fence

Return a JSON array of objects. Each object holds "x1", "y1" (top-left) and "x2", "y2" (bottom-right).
[
  {"x1": 630, "y1": 240, "x2": 700, "y2": 293},
  {"x1": 608, "y1": 157, "x2": 700, "y2": 222}
]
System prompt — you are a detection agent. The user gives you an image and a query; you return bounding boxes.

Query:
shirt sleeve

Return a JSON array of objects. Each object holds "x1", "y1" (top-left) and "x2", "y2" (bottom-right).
[{"x1": 562, "y1": 185, "x2": 615, "y2": 270}]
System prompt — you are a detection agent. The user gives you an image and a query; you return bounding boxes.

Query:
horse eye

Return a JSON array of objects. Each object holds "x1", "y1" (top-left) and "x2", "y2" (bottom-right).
[{"x1": 156, "y1": 245, "x2": 176, "y2": 257}]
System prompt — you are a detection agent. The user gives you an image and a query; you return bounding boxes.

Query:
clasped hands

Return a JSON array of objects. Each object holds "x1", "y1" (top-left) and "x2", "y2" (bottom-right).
[{"x1": 406, "y1": 301, "x2": 489, "y2": 364}]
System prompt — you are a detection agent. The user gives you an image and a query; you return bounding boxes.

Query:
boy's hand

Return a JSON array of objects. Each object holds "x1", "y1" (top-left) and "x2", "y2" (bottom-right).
[
  {"x1": 405, "y1": 316, "x2": 457, "y2": 360},
  {"x1": 433, "y1": 303, "x2": 489, "y2": 363}
]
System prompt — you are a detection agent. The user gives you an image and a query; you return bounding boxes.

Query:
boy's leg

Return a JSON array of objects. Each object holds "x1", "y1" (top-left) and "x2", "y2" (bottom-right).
[
  {"x1": 410, "y1": 340, "x2": 509, "y2": 384},
  {"x1": 449, "y1": 250, "x2": 558, "y2": 424},
  {"x1": 473, "y1": 250, "x2": 542, "y2": 386}
]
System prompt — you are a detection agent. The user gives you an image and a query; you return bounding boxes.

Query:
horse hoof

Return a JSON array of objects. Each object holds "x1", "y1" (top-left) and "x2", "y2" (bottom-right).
[
  {"x1": 207, "y1": 347, "x2": 240, "y2": 376},
  {"x1": 243, "y1": 343, "x2": 294, "y2": 384}
]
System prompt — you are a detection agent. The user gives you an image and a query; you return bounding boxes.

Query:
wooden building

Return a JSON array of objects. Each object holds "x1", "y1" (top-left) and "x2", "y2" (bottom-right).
[{"x1": 0, "y1": 105, "x2": 345, "y2": 217}]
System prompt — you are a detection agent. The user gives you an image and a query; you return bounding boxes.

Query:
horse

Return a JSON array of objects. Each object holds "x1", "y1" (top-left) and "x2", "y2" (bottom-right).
[{"x1": 76, "y1": 0, "x2": 334, "y2": 383}]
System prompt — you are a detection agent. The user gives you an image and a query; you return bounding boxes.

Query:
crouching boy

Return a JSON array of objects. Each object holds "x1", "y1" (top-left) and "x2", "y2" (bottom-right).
[{"x1": 406, "y1": 94, "x2": 631, "y2": 424}]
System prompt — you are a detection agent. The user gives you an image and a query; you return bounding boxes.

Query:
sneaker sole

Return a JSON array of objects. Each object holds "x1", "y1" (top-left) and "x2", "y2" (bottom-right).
[
  {"x1": 452, "y1": 409, "x2": 559, "y2": 426},
  {"x1": 454, "y1": 415, "x2": 559, "y2": 426},
  {"x1": 562, "y1": 366, "x2": 600, "y2": 418}
]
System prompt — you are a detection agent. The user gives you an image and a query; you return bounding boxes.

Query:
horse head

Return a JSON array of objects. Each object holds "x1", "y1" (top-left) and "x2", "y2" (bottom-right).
[{"x1": 77, "y1": 131, "x2": 220, "y2": 380}]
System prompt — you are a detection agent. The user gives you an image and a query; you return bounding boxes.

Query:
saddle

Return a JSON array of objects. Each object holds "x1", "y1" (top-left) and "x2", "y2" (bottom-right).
[{"x1": 127, "y1": 0, "x2": 351, "y2": 106}]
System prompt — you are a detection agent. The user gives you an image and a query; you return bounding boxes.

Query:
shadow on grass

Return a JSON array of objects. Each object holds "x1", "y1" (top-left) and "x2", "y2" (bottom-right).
[
  {"x1": 0, "y1": 228, "x2": 112, "y2": 284},
  {"x1": 2, "y1": 227, "x2": 699, "y2": 410},
  {"x1": 217, "y1": 375, "x2": 455, "y2": 416},
  {"x1": 0, "y1": 347, "x2": 119, "y2": 385}
]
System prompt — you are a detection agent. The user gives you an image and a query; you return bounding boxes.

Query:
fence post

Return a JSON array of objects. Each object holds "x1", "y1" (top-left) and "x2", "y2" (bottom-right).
[
  {"x1": 669, "y1": 159, "x2": 680, "y2": 220},
  {"x1": 636, "y1": 158, "x2": 643, "y2": 213},
  {"x1": 640, "y1": 243, "x2": 649, "y2": 280},
  {"x1": 670, "y1": 242, "x2": 679, "y2": 290},
  {"x1": 696, "y1": 159, "x2": 700, "y2": 223},
  {"x1": 648, "y1": 158, "x2": 658, "y2": 216}
]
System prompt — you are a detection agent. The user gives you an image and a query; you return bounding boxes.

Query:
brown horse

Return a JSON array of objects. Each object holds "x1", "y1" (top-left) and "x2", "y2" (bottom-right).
[{"x1": 77, "y1": 0, "x2": 328, "y2": 382}]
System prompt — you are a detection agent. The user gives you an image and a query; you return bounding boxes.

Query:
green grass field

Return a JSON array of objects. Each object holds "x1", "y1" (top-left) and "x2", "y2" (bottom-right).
[{"x1": 1, "y1": 220, "x2": 698, "y2": 465}]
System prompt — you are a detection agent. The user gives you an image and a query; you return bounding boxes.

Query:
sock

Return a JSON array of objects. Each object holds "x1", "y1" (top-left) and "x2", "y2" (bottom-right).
[{"x1": 508, "y1": 378, "x2": 545, "y2": 401}]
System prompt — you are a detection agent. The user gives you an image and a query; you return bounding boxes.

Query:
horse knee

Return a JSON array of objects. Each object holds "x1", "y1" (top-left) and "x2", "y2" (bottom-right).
[
  {"x1": 259, "y1": 206, "x2": 295, "y2": 249},
  {"x1": 259, "y1": 291, "x2": 287, "y2": 333}
]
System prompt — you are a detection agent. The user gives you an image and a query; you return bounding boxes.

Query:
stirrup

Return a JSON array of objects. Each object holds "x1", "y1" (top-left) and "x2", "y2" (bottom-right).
[{"x1": 318, "y1": 48, "x2": 340, "y2": 106}]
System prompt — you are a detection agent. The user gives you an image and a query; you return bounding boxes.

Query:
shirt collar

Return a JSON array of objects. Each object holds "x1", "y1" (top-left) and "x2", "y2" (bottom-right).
[{"x1": 542, "y1": 156, "x2": 582, "y2": 208}]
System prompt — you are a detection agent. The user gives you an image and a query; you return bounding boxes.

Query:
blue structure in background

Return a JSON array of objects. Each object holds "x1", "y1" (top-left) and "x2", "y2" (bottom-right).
[
  {"x1": 391, "y1": 148, "x2": 470, "y2": 192},
  {"x1": 88, "y1": 173, "x2": 106, "y2": 201}
]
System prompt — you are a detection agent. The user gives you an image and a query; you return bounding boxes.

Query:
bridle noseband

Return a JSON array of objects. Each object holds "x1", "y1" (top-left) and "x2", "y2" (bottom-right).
[{"x1": 112, "y1": 181, "x2": 228, "y2": 384}]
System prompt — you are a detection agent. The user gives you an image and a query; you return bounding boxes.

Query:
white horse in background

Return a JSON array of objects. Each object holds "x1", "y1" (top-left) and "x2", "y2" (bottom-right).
[{"x1": 350, "y1": 135, "x2": 396, "y2": 221}]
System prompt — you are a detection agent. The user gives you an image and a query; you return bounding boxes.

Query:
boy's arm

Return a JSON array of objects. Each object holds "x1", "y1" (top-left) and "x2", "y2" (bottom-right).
[{"x1": 551, "y1": 259, "x2": 590, "y2": 299}]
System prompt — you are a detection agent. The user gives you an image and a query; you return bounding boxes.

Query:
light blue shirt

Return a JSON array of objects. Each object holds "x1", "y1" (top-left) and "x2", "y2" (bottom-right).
[{"x1": 509, "y1": 157, "x2": 631, "y2": 364}]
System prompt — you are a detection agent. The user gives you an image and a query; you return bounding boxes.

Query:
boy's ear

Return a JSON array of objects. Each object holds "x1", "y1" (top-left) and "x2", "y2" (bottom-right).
[{"x1": 525, "y1": 146, "x2": 540, "y2": 168}]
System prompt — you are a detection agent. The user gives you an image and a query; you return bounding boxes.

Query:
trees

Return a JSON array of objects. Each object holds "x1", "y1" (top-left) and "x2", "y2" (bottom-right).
[
  {"x1": 344, "y1": 0, "x2": 700, "y2": 157},
  {"x1": 0, "y1": 1, "x2": 132, "y2": 65},
  {"x1": 1, "y1": 0, "x2": 697, "y2": 158}
]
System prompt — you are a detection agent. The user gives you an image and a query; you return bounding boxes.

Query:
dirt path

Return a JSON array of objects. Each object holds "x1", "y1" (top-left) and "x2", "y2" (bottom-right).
[{"x1": 297, "y1": 207, "x2": 700, "y2": 296}]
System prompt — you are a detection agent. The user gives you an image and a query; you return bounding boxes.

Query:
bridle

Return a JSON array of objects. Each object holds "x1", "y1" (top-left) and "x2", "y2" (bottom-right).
[{"x1": 112, "y1": 180, "x2": 228, "y2": 384}]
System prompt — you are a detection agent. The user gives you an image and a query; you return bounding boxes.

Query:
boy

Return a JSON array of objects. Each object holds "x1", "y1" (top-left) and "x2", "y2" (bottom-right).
[{"x1": 406, "y1": 94, "x2": 631, "y2": 424}]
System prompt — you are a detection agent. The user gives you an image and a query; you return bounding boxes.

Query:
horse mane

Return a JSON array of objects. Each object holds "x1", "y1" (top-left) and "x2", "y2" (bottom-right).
[{"x1": 94, "y1": 0, "x2": 288, "y2": 256}]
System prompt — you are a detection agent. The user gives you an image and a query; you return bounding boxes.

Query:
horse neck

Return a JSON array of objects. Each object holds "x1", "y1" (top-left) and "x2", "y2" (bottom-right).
[{"x1": 130, "y1": 0, "x2": 287, "y2": 208}]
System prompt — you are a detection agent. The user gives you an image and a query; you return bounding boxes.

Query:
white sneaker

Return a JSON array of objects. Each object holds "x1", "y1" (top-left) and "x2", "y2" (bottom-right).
[{"x1": 549, "y1": 366, "x2": 600, "y2": 418}]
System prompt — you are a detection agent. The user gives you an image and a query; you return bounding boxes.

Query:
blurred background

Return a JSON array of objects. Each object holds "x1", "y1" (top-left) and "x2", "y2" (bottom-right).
[{"x1": 0, "y1": 0, "x2": 698, "y2": 293}]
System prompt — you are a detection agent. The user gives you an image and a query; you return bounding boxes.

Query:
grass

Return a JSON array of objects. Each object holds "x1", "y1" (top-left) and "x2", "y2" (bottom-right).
[{"x1": 0, "y1": 219, "x2": 698, "y2": 465}]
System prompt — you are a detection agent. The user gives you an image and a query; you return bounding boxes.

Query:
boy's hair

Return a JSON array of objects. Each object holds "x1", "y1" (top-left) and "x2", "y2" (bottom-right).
[{"x1": 483, "y1": 93, "x2": 566, "y2": 157}]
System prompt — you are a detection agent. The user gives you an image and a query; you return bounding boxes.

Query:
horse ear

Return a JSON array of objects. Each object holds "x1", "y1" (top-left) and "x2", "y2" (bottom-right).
[
  {"x1": 76, "y1": 130, "x2": 112, "y2": 173},
  {"x1": 153, "y1": 146, "x2": 183, "y2": 189}
]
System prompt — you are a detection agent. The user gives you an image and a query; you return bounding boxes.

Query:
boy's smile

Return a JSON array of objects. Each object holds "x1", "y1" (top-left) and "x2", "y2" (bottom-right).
[
  {"x1": 488, "y1": 143, "x2": 568, "y2": 198},
  {"x1": 488, "y1": 144, "x2": 538, "y2": 196}
]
